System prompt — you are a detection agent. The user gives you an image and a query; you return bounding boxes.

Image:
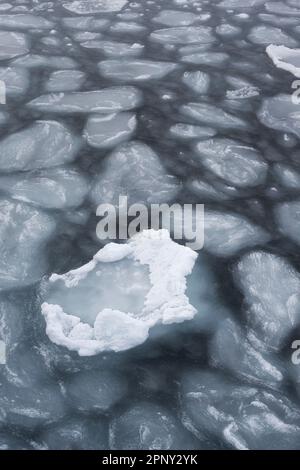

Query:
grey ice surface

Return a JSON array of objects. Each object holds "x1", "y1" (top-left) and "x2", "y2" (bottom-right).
[{"x1": 0, "y1": 0, "x2": 300, "y2": 452}]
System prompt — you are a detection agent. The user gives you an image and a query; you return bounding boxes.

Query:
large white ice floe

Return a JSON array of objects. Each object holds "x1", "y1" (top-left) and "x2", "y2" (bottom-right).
[
  {"x1": 62, "y1": 0, "x2": 128, "y2": 14},
  {"x1": 41, "y1": 230, "x2": 198, "y2": 356},
  {"x1": 98, "y1": 60, "x2": 178, "y2": 81},
  {"x1": 266, "y1": 45, "x2": 300, "y2": 78}
]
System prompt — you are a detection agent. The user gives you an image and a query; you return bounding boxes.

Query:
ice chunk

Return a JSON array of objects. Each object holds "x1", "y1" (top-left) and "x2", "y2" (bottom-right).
[
  {"x1": 275, "y1": 200, "x2": 300, "y2": 246},
  {"x1": 180, "y1": 370, "x2": 300, "y2": 449},
  {"x1": 109, "y1": 22, "x2": 146, "y2": 34},
  {"x1": 111, "y1": 402, "x2": 199, "y2": 450},
  {"x1": 0, "y1": 380, "x2": 66, "y2": 429},
  {"x1": 66, "y1": 370, "x2": 128, "y2": 412},
  {"x1": 39, "y1": 417, "x2": 108, "y2": 450},
  {"x1": 0, "y1": 121, "x2": 80, "y2": 172},
  {"x1": 0, "y1": 31, "x2": 29, "y2": 60},
  {"x1": 181, "y1": 103, "x2": 248, "y2": 130},
  {"x1": 216, "y1": 24, "x2": 241, "y2": 37},
  {"x1": 90, "y1": 141, "x2": 180, "y2": 207},
  {"x1": 44, "y1": 70, "x2": 86, "y2": 92},
  {"x1": 11, "y1": 54, "x2": 77, "y2": 69},
  {"x1": 81, "y1": 40, "x2": 144, "y2": 57},
  {"x1": 63, "y1": 0, "x2": 128, "y2": 14},
  {"x1": 266, "y1": 45, "x2": 300, "y2": 78},
  {"x1": 150, "y1": 26, "x2": 215, "y2": 45},
  {"x1": 181, "y1": 52, "x2": 229, "y2": 67},
  {"x1": 0, "y1": 14, "x2": 53, "y2": 29},
  {"x1": 84, "y1": 112, "x2": 136, "y2": 149},
  {"x1": 27, "y1": 87, "x2": 142, "y2": 114},
  {"x1": 152, "y1": 10, "x2": 199, "y2": 27},
  {"x1": 194, "y1": 138, "x2": 268, "y2": 187},
  {"x1": 248, "y1": 26, "x2": 297, "y2": 47},
  {"x1": 0, "y1": 66, "x2": 29, "y2": 97},
  {"x1": 0, "y1": 199, "x2": 56, "y2": 290},
  {"x1": 41, "y1": 230, "x2": 198, "y2": 356},
  {"x1": 266, "y1": 1, "x2": 300, "y2": 16},
  {"x1": 98, "y1": 60, "x2": 177, "y2": 81},
  {"x1": 182, "y1": 70, "x2": 210, "y2": 94},
  {"x1": 62, "y1": 16, "x2": 109, "y2": 31},
  {"x1": 210, "y1": 318, "x2": 283, "y2": 388},
  {"x1": 218, "y1": 0, "x2": 265, "y2": 8},
  {"x1": 273, "y1": 164, "x2": 300, "y2": 189},
  {"x1": 204, "y1": 211, "x2": 270, "y2": 257},
  {"x1": 170, "y1": 123, "x2": 216, "y2": 140},
  {"x1": 258, "y1": 94, "x2": 300, "y2": 139},
  {"x1": 0, "y1": 167, "x2": 89, "y2": 209},
  {"x1": 234, "y1": 251, "x2": 300, "y2": 350}
]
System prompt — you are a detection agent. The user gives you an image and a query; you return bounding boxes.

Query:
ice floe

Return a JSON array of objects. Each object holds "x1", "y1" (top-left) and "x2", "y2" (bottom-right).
[
  {"x1": 27, "y1": 87, "x2": 142, "y2": 114},
  {"x1": 234, "y1": 251, "x2": 300, "y2": 350},
  {"x1": 152, "y1": 10, "x2": 199, "y2": 27},
  {"x1": 194, "y1": 138, "x2": 268, "y2": 187},
  {"x1": 150, "y1": 26, "x2": 215, "y2": 45},
  {"x1": 182, "y1": 70, "x2": 210, "y2": 94},
  {"x1": 0, "y1": 199, "x2": 56, "y2": 290},
  {"x1": 266, "y1": 44, "x2": 300, "y2": 78},
  {"x1": 180, "y1": 370, "x2": 300, "y2": 449},
  {"x1": 0, "y1": 13, "x2": 53, "y2": 29},
  {"x1": 0, "y1": 31, "x2": 29, "y2": 60},
  {"x1": 181, "y1": 103, "x2": 248, "y2": 130},
  {"x1": 63, "y1": 0, "x2": 128, "y2": 15},
  {"x1": 81, "y1": 40, "x2": 144, "y2": 57},
  {"x1": 258, "y1": 94, "x2": 300, "y2": 139},
  {"x1": 41, "y1": 230, "x2": 198, "y2": 356},
  {"x1": 98, "y1": 60, "x2": 178, "y2": 81},
  {"x1": 84, "y1": 112, "x2": 136, "y2": 149},
  {"x1": 203, "y1": 211, "x2": 270, "y2": 257},
  {"x1": 248, "y1": 26, "x2": 297, "y2": 47},
  {"x1": 0, "y1": 121, "x2": 80, "y2": 172},
  {"x1": 0, "y1": 66, "x2": 29, "y2": 97},
  {"x1": 275, "y1": 200, "x2": 300, "y2": 246},
  {"x1": 0, "y1": 167, "x2": 89, "y2": 209},
  {"x1": 90, "y1": 141, "x2": 180, "y2": 207},
  {"x1": 44, "y1": 70, "x2": 86, "y2": 92}
]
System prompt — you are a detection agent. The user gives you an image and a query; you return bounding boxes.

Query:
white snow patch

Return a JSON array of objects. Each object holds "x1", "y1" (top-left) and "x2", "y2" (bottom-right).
[{"x1": 266, "y1": 45, "x2": 300, "y2": 78}]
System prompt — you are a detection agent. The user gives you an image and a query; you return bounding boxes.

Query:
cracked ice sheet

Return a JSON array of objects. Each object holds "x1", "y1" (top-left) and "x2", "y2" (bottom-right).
[{"x1": 41, "y1": 230, "x2": 198, "y2": 356}]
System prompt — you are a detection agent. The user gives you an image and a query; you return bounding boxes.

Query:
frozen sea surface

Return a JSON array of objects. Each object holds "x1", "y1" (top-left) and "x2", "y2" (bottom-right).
[{"x1": 0, "y1": 0, "x2": 300, "y2": 451}]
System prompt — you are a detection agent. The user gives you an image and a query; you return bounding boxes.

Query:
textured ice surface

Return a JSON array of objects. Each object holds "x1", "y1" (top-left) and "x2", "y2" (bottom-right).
[
  {"x1": 203, "y1": 211, "x2": 270, "y2": 257},
  {"x1": 44, "y1": 70, "x2": 86, "y2": 92},
  {"x1": 258, "y1": 94, "x2": 300, "y2": 138},
  {"x1": 248, "y1": 26, "x2": 297, "y2": 47},
  {"x1": 91, "y1": 141, "x2": 180, "y2": 206},
  {"x1": 275, "y1": 200, "x2": 300, "y2": 246},
  {"x1": 0, "y1": 31, "x2": 29, "y2": 60},
  {"x1": 182, "y1": 70, "x2": 210, "y2": 94},
  {"x1": 84, "y1": 113, "x2": 136, "y2": 149},
  {"x1": 266, "y1": 45, "x2": 300, "y2": 78},
  {"x1": 0, "y1": 167, "x2": 89, "y2": 209},
  {"x1": 81, "y1": 40, "x2": 144, "y2": 57},
  {"x1": 234, "y1": 251, "x2": 300, "y2": 350},
  {"x1": 152, "y1": 10, "x2": 198, "y2": 27},
  {"x1": 0, "y1": 199, "x2": 56, "y2": 290},
  {"x1": 180, "y1": 370, "x2": 300, "y2": 450},
  {"x1": 27, "y1": 87, "x2": 142, "y2": 114},
  {"x1": 0, "y1": 66, "x2": 29, "y2": 97},
  {"x1": 98, "y1": 60, "x2": 178, "y2": 81},
  {"x1": 194, "y1": 138, "x2": 268, "y2": 187},
  {"x1": 170, "y1": 123, "x2": 216, "y2": 140},
  {"x1": 181, "y1": 103, "x2": 248, "y2": 130},
  {"x1": 0, "y1": 121, "x2": 80, "y2": 172},
  {"x1": 41, "y1": 230, "x2": 198, "y2": 356},
  {"x1": 150, "y1": 27, "x2": 215, "y2": 45},
  {"x1": 210, "y1": 318, "x2": 283, "y2": 388},
  {"x1": 0, "y1": 14, "x2": 53, "y2": 29},
  {"x1": 111, "y1": 403, "x2": 199, "y2": 450},
  {"x1": 63, "y1": 0, "x2": 128, "y2": 14}
]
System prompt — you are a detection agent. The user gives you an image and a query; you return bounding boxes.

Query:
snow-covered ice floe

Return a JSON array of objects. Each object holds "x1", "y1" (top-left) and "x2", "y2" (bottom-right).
[
  {"x1": 41, "y1": 230, "x2": 198, "y2": 356},
  {"x1": 266, "y1": 44, "x2": 300, "y2": 78},
  {"x1": 63, "y1": 0, "x2": 128, "y2": 15}
]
